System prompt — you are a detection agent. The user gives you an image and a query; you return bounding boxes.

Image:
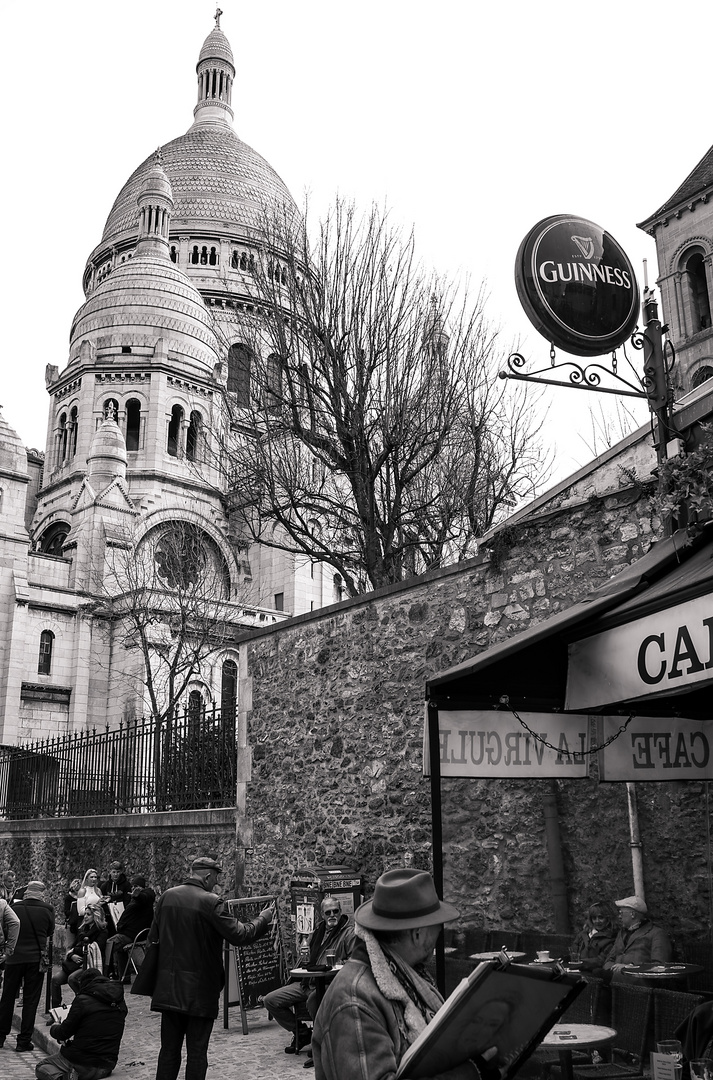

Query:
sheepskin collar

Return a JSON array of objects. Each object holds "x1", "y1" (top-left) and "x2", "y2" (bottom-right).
[{"x1": 355, "y1": 924, "x2": 443, "y2": 1044}]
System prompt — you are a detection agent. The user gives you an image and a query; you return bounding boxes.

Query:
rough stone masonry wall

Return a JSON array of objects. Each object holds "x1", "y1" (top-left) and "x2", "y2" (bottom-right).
[{"x1": 243, "y1": 484, "x2": 710, "y2": 946}]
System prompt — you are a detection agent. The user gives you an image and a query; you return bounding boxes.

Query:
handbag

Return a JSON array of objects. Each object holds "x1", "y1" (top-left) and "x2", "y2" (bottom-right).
[{"x1": 130, "y1": 939, "x2": 159, "y2": 997}]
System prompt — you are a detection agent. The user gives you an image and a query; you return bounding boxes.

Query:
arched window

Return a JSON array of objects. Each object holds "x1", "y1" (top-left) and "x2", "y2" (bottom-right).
[
  {"x1": 170, "y1": 246, "x2": 178, "y2": 264},
  {"x1": 167, "y1": 404, "x2": 184, "y2": 457},
  {"x1": 38, "y1": 522, "x2": 70, "y2": 556},
  {"x1": 188, "y1": 689, "x2": 204, "y2": 720},
  {"x1": 685, "y1": 252, "x2": 712, "y2": 332},
  {"x1": 58, "y1": 412, "x2": 68, "y2": 464},
  {"x1": 190, "y1": 245, "x2": 199, "y2": 265},
  {"x1": 209, "y1": 246, "x2": 217, "y2": 266},
  {"x1": 38, "y1": 630, "x2": 54, "y2": 676},
  {"x1": 231, "y1": 251, "x2": 239, "y2": 269},
  {"x1": 200, "y1": 246, "x2": 208, "y2": 265},
  {"x1": 69, "y1": 406, "x2": 78, "y2": 457},
  {"x1": 227, "y1": 344, "x2": 252, "y2": 407},
  {"x1": 692, "y1": 365, "x2": 713, "y2": 389},
  {"x1": 266, "y1": 354, "x2": 283, "y2": 411},
  {"x1": 126, "y1": 398, "x2": 141, "y2": 452},
  {"x1": 240, "y1": 252, "x2": 248, "y2": 271},
  {"x1": 186, "y1": 410, "x2": 202, "y2": 462},
  {"x1": 221, "y1": 659, "x2": 238, "y2": 720}
]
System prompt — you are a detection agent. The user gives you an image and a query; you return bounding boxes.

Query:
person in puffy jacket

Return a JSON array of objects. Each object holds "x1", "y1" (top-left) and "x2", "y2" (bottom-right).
[
  {"x1": 147, "y1": 855, "x2": 273, "y2": 1080},
  {"x1": 36, "y1": 966, "x2": 127, "y2": 1079}
]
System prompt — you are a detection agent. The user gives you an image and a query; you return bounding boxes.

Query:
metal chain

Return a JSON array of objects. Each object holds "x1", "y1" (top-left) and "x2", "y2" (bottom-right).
[{"x1": 499, "y1": 696, "x2": 636, "y2": 756}]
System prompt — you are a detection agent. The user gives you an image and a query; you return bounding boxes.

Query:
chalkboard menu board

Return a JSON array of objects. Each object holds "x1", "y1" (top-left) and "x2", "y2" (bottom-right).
[{"x1": 223, "y1": 896, "x2": 287, "y2": 1033}]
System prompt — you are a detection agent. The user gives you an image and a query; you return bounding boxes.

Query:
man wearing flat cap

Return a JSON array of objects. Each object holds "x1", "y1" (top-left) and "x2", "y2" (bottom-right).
[
  {"x1": 0, "y1": 880, "x2": 53, "y2": 1051},
  {"x1": 146, "y1": 856, "x2": 273, "y2": 1080},
  {"x1": 603, "y1": 894, "x2": 673, "y2": 974},
  {"x1": 312, "y1": 867, "x2": 487, "y2": 1080}
]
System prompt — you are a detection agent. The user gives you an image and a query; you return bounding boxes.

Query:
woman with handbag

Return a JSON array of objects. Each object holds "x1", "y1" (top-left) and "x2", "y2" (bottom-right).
[{"x1": 51, "y1": 903, "x2": 108, "y2": 1008}]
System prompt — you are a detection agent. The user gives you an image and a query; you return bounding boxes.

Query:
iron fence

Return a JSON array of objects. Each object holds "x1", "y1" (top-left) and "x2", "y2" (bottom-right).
[{"x1": 0, "y1": 704, "x2": 237, "y2": 819}]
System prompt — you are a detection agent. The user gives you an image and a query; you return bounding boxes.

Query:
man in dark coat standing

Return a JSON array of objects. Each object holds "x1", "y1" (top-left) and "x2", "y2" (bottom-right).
[
  {"x1": 0, "y1": 879, "x2": 55, "y2": 1051},
  {"x1": 148, "y1": 856, "x2": 273, "y2": 1080}
]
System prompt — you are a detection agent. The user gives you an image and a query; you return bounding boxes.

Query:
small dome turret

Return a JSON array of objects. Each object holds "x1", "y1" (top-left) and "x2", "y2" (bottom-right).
[
  {"x1": 86, "y1": 411, "x2": 127, "y2": 491},
  {"x1": 136, "y1": 150, "x2": 173, "y2": 257}
]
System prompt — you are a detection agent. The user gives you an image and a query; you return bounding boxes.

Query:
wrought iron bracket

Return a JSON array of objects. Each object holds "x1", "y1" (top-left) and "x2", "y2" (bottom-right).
[{"x1": 500, "y1": 330, "x2": 652, "y2": 400}]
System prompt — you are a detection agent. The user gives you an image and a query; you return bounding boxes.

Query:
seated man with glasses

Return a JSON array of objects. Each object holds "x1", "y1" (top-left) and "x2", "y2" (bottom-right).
[{"x1": 264, "y1": 897, "x2": 354, "y2": 1056}]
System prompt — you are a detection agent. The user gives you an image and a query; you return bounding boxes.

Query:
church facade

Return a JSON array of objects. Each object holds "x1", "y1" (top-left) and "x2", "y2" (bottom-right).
[{"x1": 0, "y1": 16, "x2": 336, "y2": 744}]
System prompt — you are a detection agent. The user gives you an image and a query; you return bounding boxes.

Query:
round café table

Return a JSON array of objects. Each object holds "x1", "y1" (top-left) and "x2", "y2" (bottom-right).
[
  {"x1": 622, "y1": 962, "x2": 703, "y2": 980},
  {"x1": 541, "y1": 1023, "x2": 617, "y2": 1080},
  {"x1": 468, "y1": 950, "x2": 527, "y2": 961}
]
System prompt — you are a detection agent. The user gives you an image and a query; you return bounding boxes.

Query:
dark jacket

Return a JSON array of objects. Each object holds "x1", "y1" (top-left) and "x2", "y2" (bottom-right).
[
  {"x1": 100, "y1": 874, "x2": 132, "y2": 906},
  {"x1": 603, "y1": 919, "x2": 673, "y2": 967},
  {"x1": 50, "y1": 972, "x2": 127, "y2": 1069},
  {"x1": 6, "y1": 897, "x2": 54, "y2": 965},
  {"x1": 62, "y1": 920, "x2": 108, "y2": 974},
  {"x1": 116, "y1": 888, "x2": 156, "y2": 940},
  {"x1": 675, "y1": 1000, "x2": 713, "y2": 1063},
  {"x1": 149, "y1": 875, "x2": 271, "y2": 1019},
  {"x1": 571, "y1": 927, "x2": 616, "y2": 970}
]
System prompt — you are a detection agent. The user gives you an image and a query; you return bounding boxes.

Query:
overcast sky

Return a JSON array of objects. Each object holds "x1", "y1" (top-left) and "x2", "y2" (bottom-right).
[{"x1": 2, "y1": 0, "x2": 708, "y2": 487}]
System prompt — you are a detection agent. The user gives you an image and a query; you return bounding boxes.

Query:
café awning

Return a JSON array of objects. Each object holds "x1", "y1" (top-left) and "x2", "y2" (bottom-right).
[{"x1": 426, "y1": 528, "x2": 713, "y2": 720}]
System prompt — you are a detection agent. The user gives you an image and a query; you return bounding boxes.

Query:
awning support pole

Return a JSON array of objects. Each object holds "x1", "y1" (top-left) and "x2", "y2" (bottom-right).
[
  {"x1": 626, "y1": 782, "x2": 645, "y2": 900},
  {"x1": 543, "y1": 781, "x2": 570, "y2": 934},
  {"x1": 427, "y1": 701, "x2": 446, "y2": 995}
]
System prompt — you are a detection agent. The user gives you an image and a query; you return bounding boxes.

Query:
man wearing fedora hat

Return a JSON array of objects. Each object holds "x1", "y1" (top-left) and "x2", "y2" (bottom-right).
[
  {"x1": 312, "y1": 868, "x2": 482, "y2": 1080},
  {"x1": 147, "y1": 856, "x2": 273, "y2": 1080},
  {"x1": 602, "y1": 894, "x2": 672, "y2": 974}
]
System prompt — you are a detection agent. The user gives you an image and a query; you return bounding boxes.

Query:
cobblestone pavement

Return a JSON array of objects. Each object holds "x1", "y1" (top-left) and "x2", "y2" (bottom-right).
[{"x1": 3, "y1": 993, "x2": 314, "y2": 1079}]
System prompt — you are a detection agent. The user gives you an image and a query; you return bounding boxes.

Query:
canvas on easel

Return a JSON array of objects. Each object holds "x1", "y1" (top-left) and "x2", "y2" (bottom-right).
[{"x1": 396, "y1": 959, "x2": 584, "y2": 1080}]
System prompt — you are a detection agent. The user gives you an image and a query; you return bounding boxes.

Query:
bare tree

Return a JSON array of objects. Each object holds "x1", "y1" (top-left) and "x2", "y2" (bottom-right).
[{"x1": 214, "y1": 200, "x2": 549, "y2": 595}]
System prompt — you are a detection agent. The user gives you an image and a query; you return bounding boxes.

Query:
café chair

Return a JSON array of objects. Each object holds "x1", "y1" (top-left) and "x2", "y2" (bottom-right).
[
  {"x1": 120, "y1": 927, "x2": 150, "y2": 982},
  {"x1": 653, "y1": 988, "x2": 705, "y2": 1047}
]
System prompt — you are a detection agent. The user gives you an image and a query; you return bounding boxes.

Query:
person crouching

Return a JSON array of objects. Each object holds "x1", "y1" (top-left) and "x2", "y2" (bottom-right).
[{"x1": 36, "y1": 966, "x2": 127, "y2": 1080}]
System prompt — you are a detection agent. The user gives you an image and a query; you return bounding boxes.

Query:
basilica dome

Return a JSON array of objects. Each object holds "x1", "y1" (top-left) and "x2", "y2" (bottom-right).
[
  {"x1": 99, "y1": 124, "x2": 297, "y2": 248},
  {"x1": 88, "y1": 17, "x2": 298, "y2": 284}
]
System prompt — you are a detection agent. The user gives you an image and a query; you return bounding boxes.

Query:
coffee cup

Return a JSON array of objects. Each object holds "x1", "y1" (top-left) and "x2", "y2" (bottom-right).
[{"x1": 537, "y1": 950, "x2": 551, "y2": 962}]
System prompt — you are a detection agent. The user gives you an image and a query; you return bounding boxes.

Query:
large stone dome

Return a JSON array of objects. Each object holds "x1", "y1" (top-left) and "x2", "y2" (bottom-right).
[{"x1": 100, "y1": 124, "x2": 298, "y2": 248}]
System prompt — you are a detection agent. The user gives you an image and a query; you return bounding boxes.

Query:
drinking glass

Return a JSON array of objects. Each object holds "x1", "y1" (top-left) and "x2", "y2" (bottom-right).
[
  {"x1": 689, "y1": 1061, "x2": 713, "y2": 1080},
  {"x1": 658, "y1": 1042, "x2": 684, "y2": 1063}
]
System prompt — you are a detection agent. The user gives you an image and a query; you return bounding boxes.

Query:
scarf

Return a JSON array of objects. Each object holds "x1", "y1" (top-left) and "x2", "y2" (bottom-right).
[{"x1": 356, "y1": 924, "x2": 444, "y2": 1045}]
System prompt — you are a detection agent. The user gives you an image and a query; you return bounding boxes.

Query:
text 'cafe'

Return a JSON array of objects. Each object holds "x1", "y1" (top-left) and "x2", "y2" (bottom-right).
[{"x1": 425, "y1": 528, "x2": 713, "y2": 784}]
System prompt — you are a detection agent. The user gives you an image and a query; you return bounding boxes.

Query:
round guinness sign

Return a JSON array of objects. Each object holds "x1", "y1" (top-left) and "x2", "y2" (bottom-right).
[{"x1": 515, "y1": 214, "x2": 640, "y2": 357}]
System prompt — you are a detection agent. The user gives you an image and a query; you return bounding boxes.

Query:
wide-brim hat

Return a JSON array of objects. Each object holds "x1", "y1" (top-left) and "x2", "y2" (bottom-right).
[{"x1": 356, "y1": 869, "x2": 459, "y2": 931}]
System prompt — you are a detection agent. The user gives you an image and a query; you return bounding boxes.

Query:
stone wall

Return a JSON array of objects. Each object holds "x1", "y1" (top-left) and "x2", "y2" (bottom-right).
[{"x1": 240, "y1": 479, "x2": 709, "y2": 945}]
